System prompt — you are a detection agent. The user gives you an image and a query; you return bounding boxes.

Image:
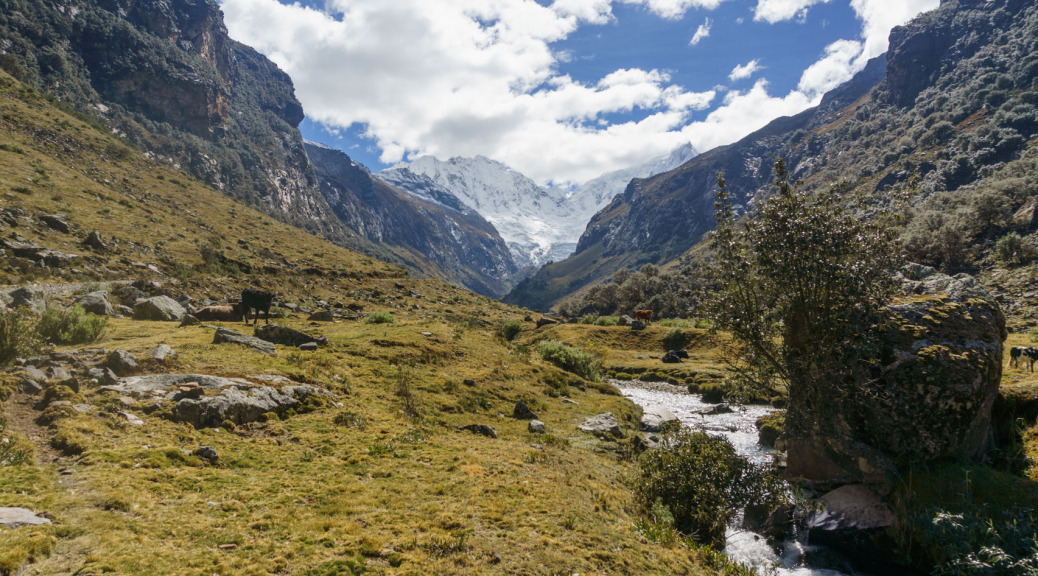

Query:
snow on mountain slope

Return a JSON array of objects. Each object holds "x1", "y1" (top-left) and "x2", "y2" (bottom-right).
[{"x1": 378, "y1": 144, "x2": 697, "y2": 268}]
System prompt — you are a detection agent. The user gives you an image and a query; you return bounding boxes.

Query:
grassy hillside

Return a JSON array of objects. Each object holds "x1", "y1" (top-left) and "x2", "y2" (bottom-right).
[{"x1": 0, "y1": 69, "x2": 736, "y2": 575}]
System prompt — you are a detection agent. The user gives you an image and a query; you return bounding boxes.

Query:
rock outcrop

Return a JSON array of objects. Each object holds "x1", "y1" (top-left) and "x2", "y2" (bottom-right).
[{"x1": 133, "y1": 296, "x2": 187, "y2": 321}]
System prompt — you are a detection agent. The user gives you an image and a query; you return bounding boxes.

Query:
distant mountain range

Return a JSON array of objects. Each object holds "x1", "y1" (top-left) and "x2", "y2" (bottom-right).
[{"x1": 379, "y1": 143, "x2": 697, "y2": 269}]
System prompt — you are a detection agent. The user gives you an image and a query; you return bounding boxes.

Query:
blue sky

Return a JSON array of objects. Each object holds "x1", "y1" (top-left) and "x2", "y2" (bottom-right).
[{"x1": 220, "y1": 0, "x2": 938, "y2": 186}]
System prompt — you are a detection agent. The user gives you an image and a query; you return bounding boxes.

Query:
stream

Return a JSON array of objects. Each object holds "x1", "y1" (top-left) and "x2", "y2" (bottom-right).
[{"x1": 615, "y1": 380, "x2": 855, "y2": 576}]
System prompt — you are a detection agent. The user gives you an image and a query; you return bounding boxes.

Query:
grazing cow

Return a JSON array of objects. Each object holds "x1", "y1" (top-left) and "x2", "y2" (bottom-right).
[
  {"x1": 635, "y1": 309, "x2": 653, "y2": 324},
  {"x1": 194, "y1": 304, "x2": 243, "y2": 322},
  {"x1": 241, "y1": 288, "x2": 274, "y2": 325},
  {"x1": 1010, "y1": 346, "x2": 1025, "y2": 368},
  {"x1": 1026, "y1": 347, "x2": 1038, "y2": 372}
]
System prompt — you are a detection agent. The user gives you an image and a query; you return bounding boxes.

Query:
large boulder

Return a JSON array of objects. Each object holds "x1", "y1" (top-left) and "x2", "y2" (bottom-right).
[
  {"x1": 133, "y1": 296, "x2": 186, "y2": 321},
  {"x1": 578, "y1": 412, "x2": 623, "y2": 439},
  {"x1": 172, "y1": 386, "x2": 301, "y2": 428},
  {"x1": 640, "y1": 406, "x2": 680, "y2": 432},
  {"x1": 213, "y1": 328, "x2": 276, "y2": 355},
  {"x1": 254, "y1": 324, "x2": 326, "y2": 347},
  {"x1": 75, "y1": 291, "x2": 115, "y2": 316},
  {"x1": 786, "y1": 266, "x2": 1006, "y2": 490},
  {"x1": 7, "y1": 286, "x2": 47, "y2": 313}
]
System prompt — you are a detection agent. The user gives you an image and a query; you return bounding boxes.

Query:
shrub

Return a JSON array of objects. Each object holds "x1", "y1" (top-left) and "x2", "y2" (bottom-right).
[
  {"x1": 993, "y1": 232, "x2": 1036, "y2": 265},
  {"x1": 662, "y1": 328, "x2": 690, "y2": 351},
  {"x1": 916, "y1": 505, "x2": 1038, "y2": 575},
  {"x1": 36, "y1": 305, "x2": 107, "y2": 345},
  {"x1": 364, "y1": 311, "x2": 395, "y2": 324},
  {"x1": 1031, "y1": 328, "x2": 1038, "y2": 343},
  {"x1": 633, "y1": 427, "x2": 788, "y2": 546},
  {"x1": 0, "y1": 307, "x2": 43, "y2": 364},
  {"x1": 499, "y1": 319, "x2": 523, "y2": 341},
  {"x1": 537, "y1": 340, "x2": 600, "y2": 382},
  {"x1": 1, "y1": 418, "x2": 34, "y2": 466}
]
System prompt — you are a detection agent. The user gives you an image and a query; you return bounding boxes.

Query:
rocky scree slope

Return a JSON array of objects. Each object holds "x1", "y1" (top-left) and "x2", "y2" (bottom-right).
[{"x1": 507, "y1": 0, "x2": 1038, "y2": 312}]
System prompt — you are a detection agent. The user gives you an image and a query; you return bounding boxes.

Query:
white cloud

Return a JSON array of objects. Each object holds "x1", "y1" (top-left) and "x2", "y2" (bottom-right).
[
  {"x1": 681, "y1": 79, "x2": 816, "y2": 151},
  {"x1": 797, "y1": 39, "x2": 863, "y2": 96},
  {"x1": 850, "y1": 0, "x2": 939, "y2": 66},
  {"x1": 689, "y1": 17, "x2": 711, "y2": 45},
  {"x1": 729, "y1": 59, "x2": 763, "y2": 81},
  {"x1": 221, "y1": 0, "x2": 720, "y2": 186},
  {"x1": 619, "y1": 0, "x2": 731, "y2": 20},
  {"x1": 753, "y1": 0, "x2": 830, "y2": 24}
]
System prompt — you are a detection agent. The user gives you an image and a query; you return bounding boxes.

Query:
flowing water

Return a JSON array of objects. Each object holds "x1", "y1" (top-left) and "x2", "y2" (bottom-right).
[{"x1": 615, "y1": 380, "x2": 855, "y2": 576}]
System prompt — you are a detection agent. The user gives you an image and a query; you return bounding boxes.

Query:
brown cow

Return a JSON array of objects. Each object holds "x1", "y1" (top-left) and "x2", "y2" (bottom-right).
[
  {"x1": 635, "y1": 309, "x2": 653, "y2": 324},
  {"x1": 194, "y1": 304, "x2": 243, "y2": 322}
]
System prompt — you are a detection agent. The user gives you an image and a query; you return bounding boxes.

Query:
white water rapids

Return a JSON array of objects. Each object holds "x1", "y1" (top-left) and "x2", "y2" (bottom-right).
[{"x1": 615, "y1": 380, "x2": 854, "y2": 576}]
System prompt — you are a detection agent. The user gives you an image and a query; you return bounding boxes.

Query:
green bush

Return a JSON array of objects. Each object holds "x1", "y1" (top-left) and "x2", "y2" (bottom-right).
[
  {"x1": 499, "y1": 319, "x2": 524, "y2": 341},
  {"x1": 993, "y1": 232, "x2": 1036, "y2": 265},
  {"x1": 0, "y1": 307, "x2": 43, "y2": 364},
  {"x1": 1030, "y1": 328, "x2": 1038, "y2": 343},
  {"x1": 36, "y1": 304, "x2": 107, "y2": 345},
  {"x1": 916, "y1": 505, "x2": 1038, "y2": 575},
  {"x1": 662, "y1": 328, "x2": 690, "y2": 351},
  {"x1": 537, "y1": 340, "x2": 600, "y2": 382},
  {"x1": 633, "y1": 428, "x2": 788, "y2": 546},
  {"x1": 364, "y1": 311, "x2": 396, "y2": 324},
  {"x1": 0, "y1": 418, "x2": 34, "y2": 466}
]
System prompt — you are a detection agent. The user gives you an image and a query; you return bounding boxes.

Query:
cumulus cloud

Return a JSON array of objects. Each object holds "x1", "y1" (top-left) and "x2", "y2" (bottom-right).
[
  {"x1": 753, "y1": 0, "x2": 830, "y2": 24},
  {"x1": 729, "y1": 59, "x2": 763, "y2": 81},
  {"x1": 689, "y1": 17, "x2": 711, "y2": 45},
  {"x1": 220, "y1": 0, "x2": 941, "y2": 186}
]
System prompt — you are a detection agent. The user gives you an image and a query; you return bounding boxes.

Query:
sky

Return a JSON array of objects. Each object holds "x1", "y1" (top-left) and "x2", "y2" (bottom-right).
[{"x1": 219, "y1": 0, "x2": 939, "y2": 187}]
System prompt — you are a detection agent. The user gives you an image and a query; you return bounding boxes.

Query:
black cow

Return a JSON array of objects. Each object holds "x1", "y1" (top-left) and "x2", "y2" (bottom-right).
[
  {"x1": 1025, "y1": 347, "x2": 1038, "y2": 372},
  {"x1": 241, "y1": 288, "x2": 274, "y2": 325}
]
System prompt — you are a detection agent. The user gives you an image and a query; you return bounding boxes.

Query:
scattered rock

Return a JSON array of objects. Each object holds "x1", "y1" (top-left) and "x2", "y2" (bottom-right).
[
  {"x1": 22, "y1": 365, "x2": 47, "y2": 384},
  {"x1": 578, "y1": 413, "x2": 623, "y2": 439},
  {"x1": 308, "y1": 310, "x2": 334, "y2": 322},
  {"x1": 213, "y1": 328, "x2": 275, "y2": 355},
  {"x1": 617, "y1": 315, "x2": 633, "y2": 327},
  {"x1": 147, "y1": 344, "x2": 177, "y2": 363},
  {"x1": 82, "y1": 230, "x2": 107, "y2": 251},
  {"x1": 640, "y1": 406, "x2": 680, "y2": 432},
  {"x1": 630, "y1": 320, "x2": 646, "y2": 331},
  {"x1": 8, "y1": 286, "x2": 47, "y2": 313},
  {"x1": 75, "y1": 291, "x2": 115, "y2": 316},
  {"x1": 133, "y1": 296, "x2": 187, "y2": 322},
  {"x1": 513, "y1": 400, "x2": 538, "y2": 420},
  {"x1": 661, "y1": 350, "x2": 683, "y2": 363},
  {"x1": 172, "y1": 385, "x2": 327, "y2": 428},
  {"x1": 179, "y1": 314, "x2": 200, "y2": 327},
  {"x1": 703, "y1": 404, "x2": 734, "y2": 415},
  {"x1": 254, "y1": 324, "x2": 326, "y2": 347},
  {"x1": 87, "y1": 367, "x2": 120, "y2": 386},
  {"x1": 458, "y1": 424, "x2": 498, "y2": 438},
  {"x1": 528, "y1": 420, "x2": 546, "y2": 433},
  {"x1": 39, "y1": 214, "x2": 70, "y2": 233},
  {"x1": 106, "y1": 349, "x2": 139, "y2": 376},
  {"x1": 536, "y1": 317, "x2": 559, "y2": 328},
  {"x1": 19, "y1": 378, "x2": 42, "y2": 395},
  {"x1": 49, "y1": 366, "x2": 71, "y2": 381},
  {"x1": 0, "y1": 507, "x2": 51, "y2": 527},
  {"x1": 298, "y1": 342, "x2": 318, "y2": 351},
  {"x1": 809, "y1": 484, "x2": 895, "y2": 531},
  {"x1": 194, "y1": 446, "x2": 219, "y2": 463},
  {"x1": 119, "y1": 411, "x2": 144, "y2": 426}
]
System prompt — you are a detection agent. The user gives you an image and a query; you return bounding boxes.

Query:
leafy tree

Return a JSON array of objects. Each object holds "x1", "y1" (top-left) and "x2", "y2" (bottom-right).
[{"x1": 704, "y1": 159, "x2": 904, "y2": 438}]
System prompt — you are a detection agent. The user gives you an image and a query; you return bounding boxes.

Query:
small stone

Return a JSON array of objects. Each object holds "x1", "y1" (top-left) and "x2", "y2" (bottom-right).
[
  {"x1": 308, "y1": 310, "x2": 334, "y2": 322},
  {"x1": 118, "y1": 396, "x2": 135, "y2": 407},
  {"x1": 120, "y1": 411, "x2": 144, "y2": 426},
  {"x1": 0, "y1": 507, "x2": 52, "y2": 527},
  {"x1": 630, "y1": 320, "x2": 646, "y2": 331},
  {"x1": 528, "y1": 420, "x2": 546, "y2": 434},
  {"x1": 298, "y1": 342, "x2": 318, "y2": 351},
  {"x1": 147, "y1": 344, "x2": 176, "y2": 363},
  {"x1": 458, "y1": 424, "x2": 498, "y2": 439},
  {"x1": 578, "y1": 413, "x2": 623, "y2": 439},
  {"x1": 217, "y1": 544, "x2": 238, "y2": 550},
  {"x1": 106, "y1": 349, "x2": 139, "y2": 376},
  {"x1": 82, "y1": 230, "x2": 107, "y2": 251},
  {"x1": 194, "y1": 446, "x2": 219, "y2": 463},
  {"x1": 513, "y1": 400, "x2": 538, "y2": 420},
  {"x1": 179, "y1": 314, "x2": 200, "y2": 327},
  {"x1": 536, "y1": 317, "x2": 559, "y2": 328}
]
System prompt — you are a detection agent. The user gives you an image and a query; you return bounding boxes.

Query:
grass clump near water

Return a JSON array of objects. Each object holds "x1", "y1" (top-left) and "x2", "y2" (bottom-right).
[{"x1": 537, "y1": 339, "x2": 601, "y2": 382}]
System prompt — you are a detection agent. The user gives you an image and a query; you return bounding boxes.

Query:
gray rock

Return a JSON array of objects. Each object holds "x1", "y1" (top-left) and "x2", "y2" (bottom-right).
[
  {"x1": 48, "y1": 366, "x2": 71, "y2": 381},
  {"x1": 87, "y1": 367, "x2": 120, "y2": 386},
  {"x1": 39, "y1": 214, "x2": 70, "y2": 233},
  {"x1": 119, "y1": 411, "x2": 144, "y2": 426},
  {"x1": 617, "y1": 315, "x2": 633, "y2": 327},
  {"x1": 458, "y1": 424, "x2": 498, "y2": 439},
  {"x1": 578, "y1": 413, "x2": 623, "y2": 438},
  {"x1": 528, "y1": 420, "x2": 546, "y2": 434},
  {"x1": 0, "y1": 507, "x2": 51, "y2": 527},
  {"x1": 808, "y1": 485, "x2": 895, "y2": 531},
  {"x1": 22, "y1": 365, "x2": 47, "y2": 383},
  {"x1": 308, "y1": 310, "x2": 334, "y2": 322},
  {"x1": 513, "y1": 400, "x2": 538, "y2": 420},
  {"x1": 254, "y1": 324, "x2": 326, "y2": 347},
  {"x1": 703, "y1": 404, "x2": 734, "y2": 415},
  {"x1": 641, "y1": 406, "x2": 680, "y2": 432},
  {"x1": 100, "y1": 374, "x2": 255, "y2": 399},
  {"x1": 106, "y1": 349, "x2": 139, "y2": 376},
  {"x1": 19, "y1": 378, "x2": 42, "y2": 394},
  {"x1": 172, "y1": 386, "x2": 298, "y2": 428},
  {"x1": 179, "y1": 314, "x2": 200, "y2": 327},
  {"x1": 536, "y1": 317, "x2": 559, "y2": 328},
  {"x1": 75, "y1": 291, "x2": 114, "y2": 316},
  {"x1": 133, "y1": 296, "x2": 186, "y2": 322},
  {"x1": 82, "y1": 230, "x2": 107, "y2": 251},
  {"x1": 116, "y1": 305, "x2": 134, "y2": 317},
  {"x1": 298, "y1": 342, "x2": 318, "y2": 351},
  {"x1": 194, "y1": 445, "x2": 219, "y2": 463},
  {"x1": 213, "y1": 328, "x2": 275, "y2": 355},
  {"x1": 147, "y1": 344, "x2": 176, "y2": 363},
  {"x1": 8, "y1": 286, "x2": 47, "y2": 313},
  {"x1": 661, "y1": 350, "x2": 683, "y2": 363},
  {"x1": 630, "y1": 320, "x2": 646, "y2": 331}
]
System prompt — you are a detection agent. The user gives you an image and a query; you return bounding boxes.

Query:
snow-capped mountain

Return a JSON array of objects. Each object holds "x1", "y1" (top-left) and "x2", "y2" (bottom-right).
[{"x1": 378, "y1": 143, "x2": 697, "y2": 268}]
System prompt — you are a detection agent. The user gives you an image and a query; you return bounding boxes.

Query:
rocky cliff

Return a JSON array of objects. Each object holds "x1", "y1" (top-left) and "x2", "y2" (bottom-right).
[
  {"x1": 307, "y1": 143, "x2": 518, "y2": 297},
  {"x1": 0, "y1": 0, "x2": 348, "y2": 242},
  {"x1": 507, "y1": 0, "x2": 1038, "y2": 312}
]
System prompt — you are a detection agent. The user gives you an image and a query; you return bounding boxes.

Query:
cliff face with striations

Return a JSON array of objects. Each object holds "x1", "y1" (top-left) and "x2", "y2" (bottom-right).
[{"x1": 0, "y1": 0, "x2": 347, "y2": 242}]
